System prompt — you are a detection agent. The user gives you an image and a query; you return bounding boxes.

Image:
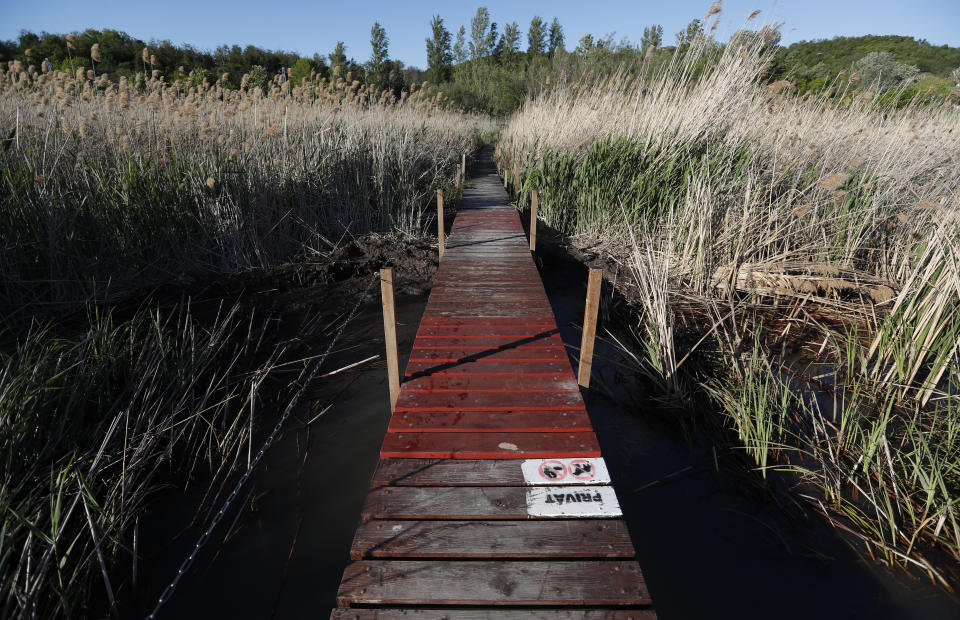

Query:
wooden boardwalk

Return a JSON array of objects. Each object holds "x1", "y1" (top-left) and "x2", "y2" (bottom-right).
[{"x1": 330, "y1": 157, "x2": 655, "y2": 618}]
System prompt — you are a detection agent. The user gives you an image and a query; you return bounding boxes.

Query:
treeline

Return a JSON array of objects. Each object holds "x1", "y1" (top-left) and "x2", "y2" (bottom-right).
[
  {"x1": 0, "y1": 28, "x2": 388, "y2": 92},
  {"x1": 3, "y1": 11, "x2": 959, "y2": 115}
]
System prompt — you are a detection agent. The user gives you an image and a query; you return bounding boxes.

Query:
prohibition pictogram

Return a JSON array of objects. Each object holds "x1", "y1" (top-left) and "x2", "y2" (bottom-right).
[{"x1": 538, "y1": 460, "x2": 568, "y2": 480}]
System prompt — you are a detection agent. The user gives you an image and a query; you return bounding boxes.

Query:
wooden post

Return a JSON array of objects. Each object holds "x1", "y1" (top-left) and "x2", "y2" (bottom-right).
[
  {"x1": 461, "y1": 152, "x2": 466, "y2": 187},
  {"x1": 437, "y1": 189, "x2": 445, "y2": 260},
  {"x1": 503, "y1": 154, "x2": 510, "y2": 189},
  {"x1": 513, "y1": 160, "x2": 520, "y2": 197},
  {"x1": 578, "y1": 266, "x2": 603, "y2": 388},
  {"x1": 380, "y1": 267, "x2": 400, "y2": 410},
  {"x1": 529, "y1": 189, "x2": 538, "y2": 252}
]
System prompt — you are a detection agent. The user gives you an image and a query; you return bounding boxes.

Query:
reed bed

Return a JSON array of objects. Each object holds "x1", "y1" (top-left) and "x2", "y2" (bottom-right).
[
  {"x1": 501, "y1": 29, "x2": 960, "y2": 585},
  {"x1": 0, "y1": 67, "x2": 495, "y2": 618},
  {"x1": 0, "y1": 66, "x2": 495, "y2": 322}
]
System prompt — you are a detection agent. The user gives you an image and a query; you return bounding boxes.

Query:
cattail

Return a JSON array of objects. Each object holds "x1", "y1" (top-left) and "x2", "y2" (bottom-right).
[
  {"x1": 87, "y1": 69, "x2": 95, "y2": 81},
  {"x1": 240, "y1": 73, "x2": 249, "y2": 89},
  {"x1": 90, "y1": 44, "x2": 100, "y2": 63},
  {"x1": 205, "y1": 177, "x2": 216, "y2": 189},
  {"x1": 746, "y1": 9, "x2": 762, "y2": 21},
  {"x1": 152, "y1": 69, "x2": 160, "y2": 80},
  {"x1": 24, "y1": 48, "x2": 32, "y2": 58},
  {"x1": 66, "y1": 34, "x2": 75, "y2": 50},
  {"x1": 150, "y1": 54, "x2": 156, "y2": 66},
  {"x1": 142, "y1": 47, "x2": 149, "y2": 64}
]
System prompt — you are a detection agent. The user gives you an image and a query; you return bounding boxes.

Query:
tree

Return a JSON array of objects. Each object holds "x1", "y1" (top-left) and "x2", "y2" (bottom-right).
[
  {"x1": 675, "y1": 19, "x2": 703, "y2": 48},
  {"x1": 453, "y1": 26, "x2": 467, "y2": 64},
  {"x1": 367, "y1": 22, "x2": 390, "y2": 91},
  {"x1": 469, "y1": 7, "x2": 495, "y2": 59},
  {"x1": 425, "y1": 15, "x2": 452, "y2": 83},
  {"x1": 329, "y1": 41, "x2": 347, "y2": 77},
  {"x1": 548, "y1": 18, "x2": 564, "y2": 55},
  {"x1": 851, "y1": 51, "x2": 919, "y2": 91},
  {"x1": 575, "y1": 34, "x2": 595, "y2": 56},
  {"x1": 501, "y1": 22, "x2": 520, "y2": 57},
  {"x1": 527, "y1": 16, "x2": 546, "y2": 55},
  {"x1": 640, "y1": 24, "x2": 662, "y2": 55}
]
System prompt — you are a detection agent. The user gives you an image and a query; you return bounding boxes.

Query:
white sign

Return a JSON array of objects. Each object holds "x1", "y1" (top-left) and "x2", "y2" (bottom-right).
[
  {"x1": 520, "y1": 458, "x2": 610, "y2": 485},
  {"x1": 525, "y1": 486, "x2": 622, "y2": 517}
]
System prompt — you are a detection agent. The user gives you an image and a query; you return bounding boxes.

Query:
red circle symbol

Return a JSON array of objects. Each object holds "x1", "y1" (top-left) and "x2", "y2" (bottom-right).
[
  {"x1": 538, "y1": 460, "x2": 568, "y2": 481},
  {"x1": 569, "y1": 459, "x2": 596, "y2": 480}
]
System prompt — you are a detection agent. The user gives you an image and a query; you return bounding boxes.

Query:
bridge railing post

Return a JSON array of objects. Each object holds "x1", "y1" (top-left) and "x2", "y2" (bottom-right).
[
  {"x1": 529, "y1": 189, "x2": 538, "y2": 252},
  {"x1": 437, "y1": 189, "x2": 445, "y2": 260},
  {"x1": 380, "y1": 267, "x2": 400, "y2": 410},
  {"x1": 578, "y1": 266, "x2": 603, "y2": 388}
]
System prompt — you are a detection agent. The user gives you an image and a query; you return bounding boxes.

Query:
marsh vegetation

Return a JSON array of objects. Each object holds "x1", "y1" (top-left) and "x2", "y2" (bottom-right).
[{"x1": 501, "y1": 23, "x2": 960, "y2": 587}]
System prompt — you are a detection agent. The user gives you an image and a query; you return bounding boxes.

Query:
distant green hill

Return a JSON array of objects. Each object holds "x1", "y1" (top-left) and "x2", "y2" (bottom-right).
[{"x1": 778, "y1": 35, "x2": 960, "y2": 77}]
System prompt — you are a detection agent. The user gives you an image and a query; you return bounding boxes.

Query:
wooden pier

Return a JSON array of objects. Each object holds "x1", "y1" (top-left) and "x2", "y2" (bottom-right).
[{"x1": 330, "y1": 156, "x2": 655, "y2": 618}]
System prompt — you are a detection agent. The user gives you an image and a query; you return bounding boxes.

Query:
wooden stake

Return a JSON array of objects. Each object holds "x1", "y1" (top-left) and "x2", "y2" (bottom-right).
[
  {"x1": 380, "y1": 267, "x2": 400, "y2": 410},
  {"x1": 578, "y1": 266, "x2": 603, "y2": 388},
  {"x1": 437, "y1": 189, "x2": 445, "y2": 260},
  {"x1": 513, "y1": 160, "x2": 520, "y2": 197},
  {"x1": 529, "y1": 189, "x2": 539, "y2": 252},
  {"x1": 503, "y1": 154, "x2": 510, "y2": 188}
]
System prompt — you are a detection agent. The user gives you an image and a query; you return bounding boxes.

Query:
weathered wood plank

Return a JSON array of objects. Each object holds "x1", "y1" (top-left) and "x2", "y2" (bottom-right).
[
  {"x1": 331, "y1": 611, "x2": 657, "y2": 619},
  {"x1": 402, "y1": 373, "x2": 578, "y2": 391},
  {"x1": 336, "y1": 561, "x2": 650, "y2": 606},
  {"x1": 380, "y1": 431, "x2": 600, "y2": 459},
  {"x1": 394, "y1": 390, "x2": 584, "y2": 411},
  {"x1": 388, "y1": 410, "x2": 592, "y2": 433},
  {"x1": 350, "y1": 519, "x2": 634, "y2": 559},
  {"x1": 404, "y1": 361, "x2": 574, "y2": 377},
  {"x1": 360, "y1": 486, "x2": 619, "y2": 519},
  {"x1": 371, "y1": 458, "x2": 611, "y2": 487}
]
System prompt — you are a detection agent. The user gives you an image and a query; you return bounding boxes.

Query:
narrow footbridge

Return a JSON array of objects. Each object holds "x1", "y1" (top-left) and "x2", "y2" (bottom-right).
[{"x1": 330, "y1": 156, "x2": 656, "y2": 618}]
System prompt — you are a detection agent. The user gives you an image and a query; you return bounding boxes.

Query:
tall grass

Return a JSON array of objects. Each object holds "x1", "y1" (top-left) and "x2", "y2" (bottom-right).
[
  {"x1": 0, "y1": 301, "x2": 303, "y2": 617},
  {"x1": 0, "y1": 66, "x2": 495, "y2": 617},
  {"x1": 0, "y1": 67, "x2": 495, "y2": 321},
  {"x1": 501, "y1": 23, "x2": 960, "y2": 584}
]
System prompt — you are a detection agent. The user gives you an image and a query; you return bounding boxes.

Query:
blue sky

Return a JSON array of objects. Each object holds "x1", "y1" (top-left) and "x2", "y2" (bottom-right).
[{"x1": 2, "y1": 0, "x2": 958, "y2": 68}]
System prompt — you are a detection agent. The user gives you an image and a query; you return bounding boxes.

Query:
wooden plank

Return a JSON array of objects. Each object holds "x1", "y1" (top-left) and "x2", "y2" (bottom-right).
[
  {"x1": 350, "y1": 519, "x2": 634, "y2": 559},
  {"x1": 380, "y1": 431, "x2": 600, "y2": 459},
  {"x1": 388, "y1": 410, "x2": 593, "y2": 433},
  {"x1": 371, "y1": 458, "x2": 611, "y2": 487},
  {"x1": 331, "y1": 610, "x2": 657, "y2": 619},
  {"x1": 407, "y1": 347, "x2": 569, "y2": 363},
  {"x1": 337, "y1": 560, "x2": 650, "y2": 606},
  {"x1": 402, "y1": 374, "x2": 577, "y2": 391},
  {"x1": 404, "y1": 361, "x2": 574, "y2": 377},
  {"x1": 360, "y1": 486, "x2": 618, "y2": 520},
  {"x1": 408, "y1": 334, "x2": 563, "y2": 348},
  {"x1": 394, "y1": 390, "x2": 584, "y2": 411}
]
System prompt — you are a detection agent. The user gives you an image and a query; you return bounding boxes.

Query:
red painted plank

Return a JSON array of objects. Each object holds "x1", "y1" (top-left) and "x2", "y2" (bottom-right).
[
  {"x1": 404, "y1": 361, "x2": 575, "y2": 377},
  {"x1": 394, "y1": 390, "x2": 584, "y2": 411},
  {"x1": 380, "y1": 431, "x2": 601, "y2": 459},
  {"x1": 402, "y1": 374, "x2": 578, "y2": 391},
  {"x1": 388, "y1": 410, "x2": 593, "y2": 433}
]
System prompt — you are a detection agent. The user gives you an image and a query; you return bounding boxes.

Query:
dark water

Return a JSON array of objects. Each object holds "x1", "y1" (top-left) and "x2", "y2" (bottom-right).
[{"x1": 134, "y1": 259, "x2": 960, "y2": 619}]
